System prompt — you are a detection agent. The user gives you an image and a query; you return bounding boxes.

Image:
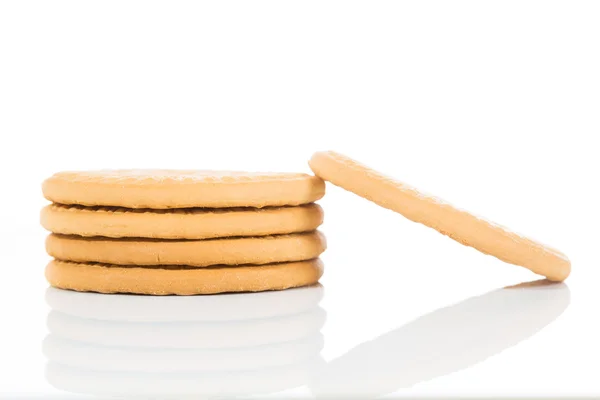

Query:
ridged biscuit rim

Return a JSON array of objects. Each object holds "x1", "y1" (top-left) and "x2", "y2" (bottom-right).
[
  {"x1": 42, "y1": 170, "x2": 325, "y2": 209},
  {"x1": 41, "y1": 203, "x2": 324, "y2": 239},
  {"x1": 46, "y1": 259, "x2": 325, "y2": 295},
  {"x1": 45, "y1": 231, "x2": 327, "y2": 267}
]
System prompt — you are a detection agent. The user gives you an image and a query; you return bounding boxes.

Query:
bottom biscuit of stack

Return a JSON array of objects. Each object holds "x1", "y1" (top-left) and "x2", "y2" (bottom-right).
[{"x1": 46, "y1": 258, "x2": 324, "y2": 295}]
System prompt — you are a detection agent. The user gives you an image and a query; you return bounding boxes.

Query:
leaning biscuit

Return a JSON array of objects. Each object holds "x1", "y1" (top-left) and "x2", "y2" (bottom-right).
[
  {"x1": 42, "y1": 170, "x2": 325, "y2": 209},
  {"x1": 46, "y1": 231, "x2": 326, "y2": 267},
  {"x1": 45, "y1": 259, "x2": 324, "y2": 295},
  {"x1": 309, "y1": 151, "x2": 570, "y2": 282},
  {"x1": 41, "y1": 203, "x2": 324, "y2": 239}
]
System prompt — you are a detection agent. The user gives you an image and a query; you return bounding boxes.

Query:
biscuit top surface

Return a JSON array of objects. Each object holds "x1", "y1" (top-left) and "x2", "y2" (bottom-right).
[
  {"x1": 47, "y1": 170, "x2": 314, "y2": 184},
  {"x1": 43, "y1": 170, "x2": 325, "y2": 208}
]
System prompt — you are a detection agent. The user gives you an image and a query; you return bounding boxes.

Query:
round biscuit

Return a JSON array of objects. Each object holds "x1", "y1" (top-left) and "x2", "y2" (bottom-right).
[
  {"x1": 42, "y1": 170, "x2": 325, "y2": 209},
  {"x1": 309, "y1": 151, "x2": 570, "y2": 281},
  {"x1": 41, "y1": 203, "x2": 324, "y2": 239},
  {"x1": 46, "y1": 231, "x2": 326, "y2": 266},
  {"x1": 45, "y1": 259, "x2": 324, "y2": 295}
]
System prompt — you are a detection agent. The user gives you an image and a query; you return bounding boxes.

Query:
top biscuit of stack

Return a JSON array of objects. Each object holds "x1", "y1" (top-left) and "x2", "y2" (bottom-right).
[{"x1": 42, "y1": 170, "x2": 325, "y2": 209}]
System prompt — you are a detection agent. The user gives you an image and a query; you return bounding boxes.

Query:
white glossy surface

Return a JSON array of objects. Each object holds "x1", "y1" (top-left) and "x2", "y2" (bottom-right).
[{"x1": 40, "y1": 282, "x2": 569, "y2": 398}]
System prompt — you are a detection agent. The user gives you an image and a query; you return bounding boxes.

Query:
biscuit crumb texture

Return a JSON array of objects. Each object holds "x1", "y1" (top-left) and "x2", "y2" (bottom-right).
[{"x1": 42, "y1": 170, "x2": 325, "y2": 209}]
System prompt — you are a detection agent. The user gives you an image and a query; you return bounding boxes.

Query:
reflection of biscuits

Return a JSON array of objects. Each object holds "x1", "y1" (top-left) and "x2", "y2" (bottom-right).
[
  {"x1": 46, "y1": 259, "x2": 324, "y2": 295},
  {"x1": 46, "y1": 358, "x2": 325, "y2": 397},
  {"x1": 309, "y1": 151, "x2": 570, "y2": 282},
  {"x1": 46, "y1": 232, "x2": 326, "y2": 266},
  {"x1": 45, "y1": 285, "x2": 324, "y2": 322},
  {"x1": 41, "y1": 203, "x2": 324, "y2": 239},
  {"x1": 42, "y1": 170, "x2": 325, "y2": 209},
  {"x1": 309, "y1": 280, "x2": 569, "y2": 397},
  {"x1": 47, "y1": 307, "x2": 326, "y2": 349},
  {"x1": 43, "y1": 333, "x2": 323, "y2": 372}
]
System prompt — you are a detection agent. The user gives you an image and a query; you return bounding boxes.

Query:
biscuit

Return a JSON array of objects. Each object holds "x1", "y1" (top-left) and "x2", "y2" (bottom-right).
[
  {"x1": 45, "y1": 259, "x2": 324, "y2": 295},
  {"x1": 309, "y1": 151, "x2": 570, "y2": 281},
  {"x1": 42, "y1": 170, "x2": 325, "y2": 209},
  {"x1": 41, "y1": 203, "x2": 324, "y2": 239},
  {"x1": 46, "y1": 231, "x2": 326, "y2": 266}
]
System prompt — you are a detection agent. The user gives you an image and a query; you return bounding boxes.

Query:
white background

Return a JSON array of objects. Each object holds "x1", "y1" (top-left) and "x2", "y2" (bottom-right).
[{"x1": 1, "y1": 1, "x2": 599, "y2": 398}]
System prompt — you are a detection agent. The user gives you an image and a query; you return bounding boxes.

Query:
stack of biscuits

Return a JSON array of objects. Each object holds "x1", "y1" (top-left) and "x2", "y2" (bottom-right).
[{"x1": 41, "y1": 170, "x2": 326, "y2": 295}]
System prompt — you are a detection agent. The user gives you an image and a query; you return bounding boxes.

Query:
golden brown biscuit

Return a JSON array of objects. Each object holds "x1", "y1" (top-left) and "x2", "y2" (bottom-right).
[
  {"x1": 46, "y1": 232, "x2": 326, "y2": 266},
  {"x1": 309, "y1": 151, "x2": 570, "y2": 281},
  {"x1": 41, "y1": 203, "x2": 324, "y2": 239},
  {"x1": 45, "y1": 259, "x2": 324, "y2": 295},
  {"x1": 42, "y1": 170, "x2": 325, "y2": 209}
]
